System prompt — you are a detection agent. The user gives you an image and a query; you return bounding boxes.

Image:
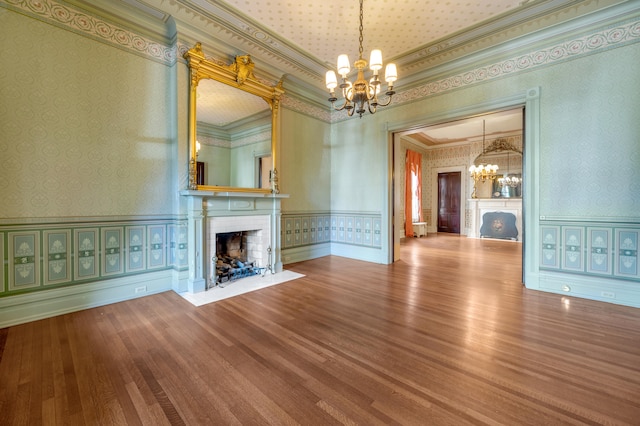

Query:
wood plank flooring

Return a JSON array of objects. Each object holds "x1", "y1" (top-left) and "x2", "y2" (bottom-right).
[{"x1": 2, "y1": 233, "x2": 640, "y2": 425}]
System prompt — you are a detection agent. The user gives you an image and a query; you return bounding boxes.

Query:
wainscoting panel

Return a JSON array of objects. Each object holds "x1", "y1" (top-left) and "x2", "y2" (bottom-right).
[
  {"x1": 587, "y1": 227, "x2": 612, "y2": 275},
  {"x1": 8, "y1": 231, "x2": 40, "y2": 291},
  {"x1": 102, "y1": 227, "x2": 124, "y2": 276},
  {"x1": 126, "y1": 226, "x2": 146, "y2": 273},
  {"x1": 540, "y1": 226, "x2": 560, "y2": 269},
  {"x1": 562, "y1": 227, "x2": 583, "y2": 272},
  {"x1": 540, "y1": 220, "x2": 640, "y2": 284},
  {"x1": 75, "y1": 228, "x2": 99, "y2": 281},
  {"x1": 0, "y1": 233, "x2": 4, "y2": 294},
  {"x1": 169, "y1": 223, "x2": 189, "y2": 268},
  {"x1": 282, "y1": 213, "x2": 382, "y2": 250},
  {"x1": 43, "y1": 230, "x2": 72, "y2": 286},
  {"x1": 1, "y1": 218, "x2": 186, "y2": 298},
  {"x1": 148, "y1": 225, "x2": 167, "y2": 269},
  {"x1": 615, "y1": 228, "x2": 638, "y2": 279}
]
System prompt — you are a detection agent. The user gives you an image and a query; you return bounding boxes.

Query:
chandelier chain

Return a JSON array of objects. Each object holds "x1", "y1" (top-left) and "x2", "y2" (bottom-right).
[
  {"x1": 325, "y1": 0, "x2": 397, "y2": 117},
  {"x1": 358, "y1": 0, "x2": 364, "y2": 60}
]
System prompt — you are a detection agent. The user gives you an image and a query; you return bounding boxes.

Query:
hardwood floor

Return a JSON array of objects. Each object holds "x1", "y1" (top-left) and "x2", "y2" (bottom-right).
[{"x1": 2, "y1": 234, "x2": 640, "y2": 425}]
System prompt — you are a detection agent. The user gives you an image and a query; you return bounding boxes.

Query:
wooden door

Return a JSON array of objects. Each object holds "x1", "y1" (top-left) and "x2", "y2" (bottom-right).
[{"x1": 437, "y1": 172, "x2": 461, "y2": 233}]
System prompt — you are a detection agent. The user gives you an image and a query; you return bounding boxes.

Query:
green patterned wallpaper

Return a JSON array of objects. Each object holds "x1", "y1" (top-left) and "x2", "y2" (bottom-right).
[{"x1": 0, "y1": 9, "x2": 174, "y2": 219}]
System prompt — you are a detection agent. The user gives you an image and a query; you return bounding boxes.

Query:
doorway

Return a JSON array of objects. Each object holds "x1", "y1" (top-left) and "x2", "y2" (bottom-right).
[
  {"x1": 391, "y1": 107, "x2": 524, "y2": 269},
  {"x1": 437, "y1": 172, "x2": 461, "y2": 233}
]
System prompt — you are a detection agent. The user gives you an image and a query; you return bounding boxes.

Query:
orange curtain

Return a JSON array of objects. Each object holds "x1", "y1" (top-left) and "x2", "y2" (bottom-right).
[{"x1": 405, "y1": 150, "x2": 423, "y2": 237}]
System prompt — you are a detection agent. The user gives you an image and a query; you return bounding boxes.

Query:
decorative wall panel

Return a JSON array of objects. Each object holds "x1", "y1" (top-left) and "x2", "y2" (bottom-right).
[
  {"x1": 322, "y1": 216, "x2": 331, "y2": 242},
  {"x1": 540, "y1": 226, "x2": 560, "y2": 269},
  {"x1": 301, "y1": 217, "x2": 310, "y2": 245},
  {"x1": 616, "y1": 229, "x2": 639, "y2": 278},
  {"x1": 345, "y1": 216, "x2": 354, "y2": 244},
  {"x1": 540, "y1": 221, "x2": 639, "y2": 284},
  {"x1": 8, "y1": 231, "x2": 40, "y2": 290},
  {"x1": 587, "y1": 228, "x2": 612, "y2": 275},
  {"x1": 126, "y1": 226, "x2": 146, "y2": 272},
  {"x1": 0, "y1": 233, "x2": 4, "y2": 293},
  {"x1": 363, "y1": 218, "x2": 373, "y2": 246},
  {"x1": 562, "y1": 227, "x2": 583, "y2": 271},
  {"x1": 43, "y1": 230, "x2": 71, "y2": 286},
  {"x1": 75, "y1": 229, "x2": 99, "y2": 280},
  {"x1": 168, "y1": 223, "x2": 188, "y2": 268},
  {"x1": 281, "y1": 213, "x2": 382, "y2": 249},
  {"x1": 102, "y1": 228, "x2": 124, "y2": 276},
  {"x1": 354, "y1": 217, "x2": 363, "y2": 245},
  {"x1": 283, "y1": 218, "x2": 294, "y2": 248},
  {"x1": 148, "y1": 225, "x2": 166, "y2": 269},
  {"x1": 373, "y1": 219, "x2": 382, "y2": 247},
  {"x1": 336, "y1": 216, "x2": 345, "y2": 242},
  {"x1": 309, "y1": 217, "x2": 317, "y2": 244},
  {"x1": 294, "y1": 218, "x2": 302, "y2": 245}
]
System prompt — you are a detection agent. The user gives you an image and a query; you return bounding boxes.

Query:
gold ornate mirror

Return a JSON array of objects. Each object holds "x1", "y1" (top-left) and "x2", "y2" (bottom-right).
[
  {"x1": 184, "y1": 43, "x2": 285, "y2": 193},
  {"x1": 472, "y1": 138, "x2": 523, "y2": 198}
]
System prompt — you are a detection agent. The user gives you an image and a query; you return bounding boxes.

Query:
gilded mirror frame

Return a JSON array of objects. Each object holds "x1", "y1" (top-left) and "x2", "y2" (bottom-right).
[{"x1": 184, "y1": 42, "x2": 285, "y2": 193}]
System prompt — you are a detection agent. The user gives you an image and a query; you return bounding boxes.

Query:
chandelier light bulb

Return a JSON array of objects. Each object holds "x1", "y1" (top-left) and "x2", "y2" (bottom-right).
[
  {"x1": 326, "y1": 71, "x2": 338, "y2": 90},
  {"x1": 369, "y1": 49, "x2": 383, "y2": 71},
  {"x1": 325, "y1": 0, "x2": 398, "y2": 118},
  {"x1": 385, "y1": 63, "x2": 397, "y2": 83},
  {"x1": 337, "y1": 54, "x2": 351, "y2": 77}
]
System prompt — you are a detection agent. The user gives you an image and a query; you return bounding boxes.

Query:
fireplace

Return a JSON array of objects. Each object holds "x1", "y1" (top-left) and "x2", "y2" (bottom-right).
[
  {"x1": 206, "y1": 215, "x2": 272, "y2": 288},
  {"x1": 180, "y1": 190, "x2": 287, "y2": 294},
  {"x1": 214, "y1": 230, "x2": 265, "y2": 285}
]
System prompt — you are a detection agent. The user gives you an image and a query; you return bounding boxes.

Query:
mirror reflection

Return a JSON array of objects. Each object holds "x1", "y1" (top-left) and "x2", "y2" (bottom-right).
[
  {"x1": 472, "y1": 139, "x2": 522, "y2": 199},
  {"x1": 183, "y1": 42, "x2": 284, "y2": 193},
  {"x1": 195, "y1": 79, "x2": 272, "y2": 188}
]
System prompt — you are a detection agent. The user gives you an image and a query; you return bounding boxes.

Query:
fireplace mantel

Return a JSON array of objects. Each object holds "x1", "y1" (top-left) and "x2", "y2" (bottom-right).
[
  {"x1": 467, "y1": 198, "x2": 522, "y2": 241},
  {"x1": 180, "y1": 190, "x2": 289, "y2": 293}
]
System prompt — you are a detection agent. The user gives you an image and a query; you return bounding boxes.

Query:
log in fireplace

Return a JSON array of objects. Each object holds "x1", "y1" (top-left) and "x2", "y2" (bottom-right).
[{"x1": 214, "y1": 231, "x2": 265, "y2": 286}]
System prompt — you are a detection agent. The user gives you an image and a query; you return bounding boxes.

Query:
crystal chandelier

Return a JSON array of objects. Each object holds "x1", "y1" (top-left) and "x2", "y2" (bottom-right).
[
  {"x1": 499, "y1": 175, "x2": 521, "y2": 187},
  {"x1": 325, "y1": 0, "x2": 398, "y2": 118},
  {"x1": 469, "y1": 120, "x2": 498, "y2": 199}
]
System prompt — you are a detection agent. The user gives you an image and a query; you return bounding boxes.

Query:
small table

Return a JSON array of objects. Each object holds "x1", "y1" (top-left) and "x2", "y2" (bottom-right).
[{"x1": 412, "y1": 222, "x2": 427, "y2": 238}]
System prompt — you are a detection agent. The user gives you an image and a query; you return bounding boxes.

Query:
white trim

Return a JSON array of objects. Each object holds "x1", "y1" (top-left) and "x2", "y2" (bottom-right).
[{"x1": 0, "y1": 270, "x2": 174, "y2": 328}]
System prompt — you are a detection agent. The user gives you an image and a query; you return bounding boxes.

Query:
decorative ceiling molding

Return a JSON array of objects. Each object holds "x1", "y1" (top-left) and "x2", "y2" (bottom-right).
[
  {"x1": 4, "y1": 0, "x2": 639, "y2": 125},
  {"x1": 324, "y1": 14, "x2": 640, "y2": 124},
  {"x1": 1, "y1": 0, "x2": 175, "y2": 64}
]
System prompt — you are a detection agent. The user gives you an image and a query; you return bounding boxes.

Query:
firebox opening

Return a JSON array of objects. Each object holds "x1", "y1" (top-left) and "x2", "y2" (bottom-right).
[{"x1": 215, "y1": 230, "x2": 264, "y2": 285}]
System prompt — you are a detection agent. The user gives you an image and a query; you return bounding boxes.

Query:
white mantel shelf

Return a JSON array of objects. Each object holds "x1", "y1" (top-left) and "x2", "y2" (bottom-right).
[
  {"x1": 180, "y1": 190, "x2": 290, "y2": 199},
  {"x1": 180, "y1": 190, "x2": 289, "y2": 294},
  {"x1": 467, "y1": 198, "x2": 522, "y2": 241}
]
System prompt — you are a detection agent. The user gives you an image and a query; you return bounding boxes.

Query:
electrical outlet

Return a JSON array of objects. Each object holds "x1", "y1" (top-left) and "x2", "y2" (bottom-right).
[
  {"x1": 600, "y1": 291, "x2": 615, "y2": 299},
  {"x1": 135, "y1": 286, "x2": 147, "y2": 294}
]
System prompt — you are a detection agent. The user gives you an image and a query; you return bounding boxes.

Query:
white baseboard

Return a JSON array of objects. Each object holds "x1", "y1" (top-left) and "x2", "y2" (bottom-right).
[
  {"x1": 0, "y1": 270, "x2": 174, "y2": 328},
  {"x1": 533, "y1": 271, "x2": 640, "y2": 308},
  {"x1": 282, "y1": 243, "x2": 330, "y2": 264}
]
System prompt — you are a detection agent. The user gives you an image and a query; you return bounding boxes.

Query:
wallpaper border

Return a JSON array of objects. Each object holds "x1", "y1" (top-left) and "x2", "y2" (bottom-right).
[{"x1": 1, "y1": 0, "x2": 176, "y2": 65}]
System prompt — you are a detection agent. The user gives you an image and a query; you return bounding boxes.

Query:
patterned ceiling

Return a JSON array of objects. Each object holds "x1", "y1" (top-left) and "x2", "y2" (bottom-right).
[
  {"x1": 221, "y1": 0, "x2": 526, "y2": 70},
  {"x1": 185, "y1": 0, "x2": 528, "y2": 136}
]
